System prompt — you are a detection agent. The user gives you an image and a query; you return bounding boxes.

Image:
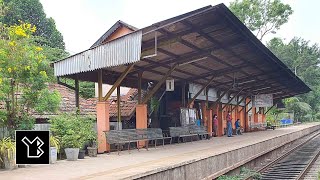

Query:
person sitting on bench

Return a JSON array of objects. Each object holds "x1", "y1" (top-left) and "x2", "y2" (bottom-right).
[{"x1": 235, "y1": 119, "x2": 242, "y2": 135}]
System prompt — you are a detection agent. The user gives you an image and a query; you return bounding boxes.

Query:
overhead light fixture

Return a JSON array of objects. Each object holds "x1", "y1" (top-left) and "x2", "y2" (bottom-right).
[{"x1": 179, "y1": 56, "x2": 207, "y2": 66}]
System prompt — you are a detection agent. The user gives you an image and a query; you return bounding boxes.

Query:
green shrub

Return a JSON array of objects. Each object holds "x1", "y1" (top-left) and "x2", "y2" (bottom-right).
[
  {"x1": 217, "y1": 167, "x2": 261, "y2": 180},
  {"x1": 49, "y1": 113, "x2": 95, "y2": 149}
]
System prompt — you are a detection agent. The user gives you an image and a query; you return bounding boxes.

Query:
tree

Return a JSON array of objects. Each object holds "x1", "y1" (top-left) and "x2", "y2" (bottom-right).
[
  {"x1": 284, "y1": 97, "x2": 312, "y2": 122},
  {"x1": 267, "y1": 37, "x2": 320, "y2": 121},
  {"x1": 2, "y1": 0, "x2": 65, "y2": 49},
  {"x1": 229, "y1": 0, "x2": 293, "y2": 40},
  {"x1": 0, "y1": 23, "x2": 60, "y2": 133}
]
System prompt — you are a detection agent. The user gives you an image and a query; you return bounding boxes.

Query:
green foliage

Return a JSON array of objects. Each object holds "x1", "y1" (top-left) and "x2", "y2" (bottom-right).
[
  {"x1": 217, "y1": 167, "x2": 261, "y2": 180},
  {"x1": 266, "y1": 106, "x2": 283, "y2": 124},
  {"x1": 268, "y1": 37, "x2": 320, "y2": 121},
  {"x1": 60, "y1": 78, "x2": 95, "y2": 99},
  {"x1": 79, "y1": 81, "x2": 95, "y2": 99},
  {"x1": 34, "y1": 89, "x2": 61, "y2": 114},
  {"x1": 229, "y1": 0, "x2": 293, "y2": 40},
  {"x1": 2, "y1": 0, "x2": 65, "y2": 49},
  {"x1": 50, "y1": 135, "x2": 60, "y2": 151},
  {"x1": 49, "y1": 113, "x2": 96, "y2": 149},
  {"x1": 15, "y1": 114, "x2": 35, "y2": 130},
  {"x1": 150, "y1": 97, "x2": 160, "y2": 114},
  {"x1": 0, "y1": 22, "x2": 61, "y2": 133},
  {"x1": 0, "y1": 137, "x2": 15, "y2": 163}
]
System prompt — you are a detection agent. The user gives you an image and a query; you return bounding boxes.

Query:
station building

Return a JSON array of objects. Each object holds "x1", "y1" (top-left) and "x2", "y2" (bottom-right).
[{"x1": 52, "y1": 4, "x2": 310, "y2": 153}]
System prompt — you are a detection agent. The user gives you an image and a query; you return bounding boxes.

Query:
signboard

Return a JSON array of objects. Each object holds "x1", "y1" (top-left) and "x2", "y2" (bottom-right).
[
  {"x1": 180, "y1": 108, "x2": 197, "y2": 126},
  {"x1": 166, "y1": 79, "x2": 174, "y2": 91},
  {"x1": 254, "y1": 94, "x2": 273, "y2": 107}
]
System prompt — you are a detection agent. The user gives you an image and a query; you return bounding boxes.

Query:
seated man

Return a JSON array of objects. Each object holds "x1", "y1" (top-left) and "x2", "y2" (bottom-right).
[{"x1": 235, "y1": 119, "x2": 242, "y2": 135}]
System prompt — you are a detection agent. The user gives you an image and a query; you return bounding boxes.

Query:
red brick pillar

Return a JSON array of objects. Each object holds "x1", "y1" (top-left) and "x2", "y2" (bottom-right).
[
  {"x1": 96, "y1": 101, "x2": 110, "y2": 153},
  {"x1": 253, "y1": 107, "x2": 258, "y2": 123},
  {"x1": 216, "y1": 103, "x2": 223, "y2": 136},
  {"x1": 239, "y1": 106, "x2": 245, "y2": 128},
  {"x1": 245, "y1": 98, "x2": 250, "y2": 132},
  {"x1": 207, "y1": 109, "x2": 213, "y2": 136},
  {"x1": 136, "y1": 104, "x2": 147, "y2": 147},
  {"x1": 261, "y1": 108, "x2": 266, "y2": 123},
  {"x1": 201, "y1": 102, "x2": 207, "y2": 126}
]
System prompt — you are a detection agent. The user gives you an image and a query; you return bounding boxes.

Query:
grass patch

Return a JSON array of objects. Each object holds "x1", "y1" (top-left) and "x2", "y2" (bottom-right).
[{"x1": 217, "y1": 167, "x2": 261, "y2": 180}]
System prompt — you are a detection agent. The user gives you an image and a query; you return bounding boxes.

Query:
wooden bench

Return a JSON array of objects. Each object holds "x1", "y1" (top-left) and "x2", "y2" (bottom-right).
[
  {"x1": 250, "y1": 122, "x2": 267, "y2": 131},
  {"x1": 105, "y1": 128, "x2": 172, "y2": 154},
  {"x1": 169, "y1": 127, "x2": 193, "y2": 143},
  {"x1": 146, "y1": 128, "x2": 172, "y2": 148},
  {"x1": 188, "y1": 125, "x2": 212, "y2": 139},
  {"x1": 169, "y1": 126, "x2": 203, "y2": 143}
]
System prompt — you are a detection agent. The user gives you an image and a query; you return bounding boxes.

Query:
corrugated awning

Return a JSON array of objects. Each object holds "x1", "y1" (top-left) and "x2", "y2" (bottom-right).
[{"x1": 53, "y1": 30, "x2": 142, "y2": 77}]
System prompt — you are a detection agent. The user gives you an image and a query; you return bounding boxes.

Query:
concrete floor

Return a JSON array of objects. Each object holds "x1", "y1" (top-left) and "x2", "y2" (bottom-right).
[{"x1": 0, "y1": 123, "x2": 319, "y2": 180}]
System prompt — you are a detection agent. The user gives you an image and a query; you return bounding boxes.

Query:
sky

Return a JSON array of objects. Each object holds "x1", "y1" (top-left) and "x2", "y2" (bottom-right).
[{"x1": 39, "y1": 0, "x2": 320, "y2": 55}]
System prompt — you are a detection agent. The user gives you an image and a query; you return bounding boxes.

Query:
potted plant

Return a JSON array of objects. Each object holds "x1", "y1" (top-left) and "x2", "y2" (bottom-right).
[
  {"x1": 50, "y1": 113, "x2": 95, "y2": 161},
  {"x1": 49, "y1": 135, "x2": 60, "y2": 163},
  {"x1": 87, "y1": 136, "x2": 98, "y2": 157},
  {"x1": 62, "y1": 129, "x2": 82, "y2": 161},
  {"x1": 0, "y1": 137, "x2": 16, "y2": 169},
  {"x1": 79, "y1": 117, "x2": 96, "y2": 158}
]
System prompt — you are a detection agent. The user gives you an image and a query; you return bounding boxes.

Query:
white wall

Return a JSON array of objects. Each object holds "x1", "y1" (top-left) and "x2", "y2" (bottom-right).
[{"x1": 94, "y1": 83, "x2": 131, "y2": 98}]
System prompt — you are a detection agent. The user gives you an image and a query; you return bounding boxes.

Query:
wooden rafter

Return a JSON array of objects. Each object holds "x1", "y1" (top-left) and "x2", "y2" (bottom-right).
[
  {"x1": 188, "y1": 63, "x2": 248, "y2": 81},
  {"x1": 231, "y1": 96, "x2": 246, "y2": 111},
  {"x1": 142, "y1": 64, "x2": 178, "y2": 104},
  {"x1": 103, "y1": 64, "x2": 135, "y2": 101},
  {"x1": 239, "y1": 99, "x2": 251, "y2": 113},
  {"x1": 264, "y1": 104, "x2": 276, "y2": 115},
  {"x1": 246, "y1": 106, "x2": 253, "y2": 113},
  {"x1": 209, "y1": 87, "x2": 232, "y2": 109},
  {"x1": 187, "y1": 76, "x2": 215, "y2": 107},
  {"x1": 221, "y1": 88, "x2": 244, "y2": 111}
]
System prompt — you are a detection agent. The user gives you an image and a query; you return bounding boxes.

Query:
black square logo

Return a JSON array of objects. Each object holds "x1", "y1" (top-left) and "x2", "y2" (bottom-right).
[{"x1": 16, "y1": 130, "x2": 50, "y2": 164}]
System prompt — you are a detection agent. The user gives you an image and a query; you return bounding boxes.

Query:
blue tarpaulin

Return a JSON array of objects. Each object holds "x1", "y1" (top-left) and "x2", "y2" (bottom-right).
[{"x1": 280, "y1": 119, "x2": 293, "y2": 125}]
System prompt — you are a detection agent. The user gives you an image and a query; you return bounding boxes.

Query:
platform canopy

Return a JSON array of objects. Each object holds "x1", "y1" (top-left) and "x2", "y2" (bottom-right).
[{"x1": 53, "y1": 3, "x2": 310, "y2": 100}]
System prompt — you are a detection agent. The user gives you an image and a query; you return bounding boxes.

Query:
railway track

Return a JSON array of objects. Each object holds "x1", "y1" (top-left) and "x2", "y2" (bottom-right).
[
  {"x1": 260, "y1": 133, "x2": 320, "y2": 179},
  {"x1": 243, "y1": 131, "x2": 320, "y2": 180},
  {"x1": 302, "y1": 153, "x2": 320, "y2": 180}
]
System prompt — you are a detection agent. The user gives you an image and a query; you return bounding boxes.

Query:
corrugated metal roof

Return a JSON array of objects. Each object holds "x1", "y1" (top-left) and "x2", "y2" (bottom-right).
[{"x1": 54, "y1": 30, "x2": 142, "y2": 77}]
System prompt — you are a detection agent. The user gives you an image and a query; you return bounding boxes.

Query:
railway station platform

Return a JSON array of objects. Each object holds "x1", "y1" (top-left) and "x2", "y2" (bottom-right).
[{"x1": 1, "y1": 123, "x2": 319, "y2": 180}]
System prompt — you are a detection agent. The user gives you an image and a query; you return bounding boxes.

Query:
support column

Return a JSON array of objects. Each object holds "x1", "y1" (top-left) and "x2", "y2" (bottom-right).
[
  {"x1": 262, "y1": 108, "x2": 266, "y2": 123},
  {"x1": 136, "y1": 104, "x2": 147, "y2": 147},
  {"x1": 96, "y1": 102, "x2": 110, "y2": 153},
  {"x1": 117, "y1": 86, "x2": 121, "y2": 130},
  {"x1": 201, "y1": 102, "x2": 207, "y2": 126},
  {"x1": 207, "y1": 109, "x2": 213, "y2": 137},
  {"x1": 245, "y1": 98, "x2": 250, "y2": 132},
  {"x1": 215, "y1": 103, "x2": 223, "y2": 136},
  {"x1": 138, "y1": 72, "x2": 143, "y2": 104},
  {"x1": 253, "y1": 107, "x2": 258, "y2": 123}
]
